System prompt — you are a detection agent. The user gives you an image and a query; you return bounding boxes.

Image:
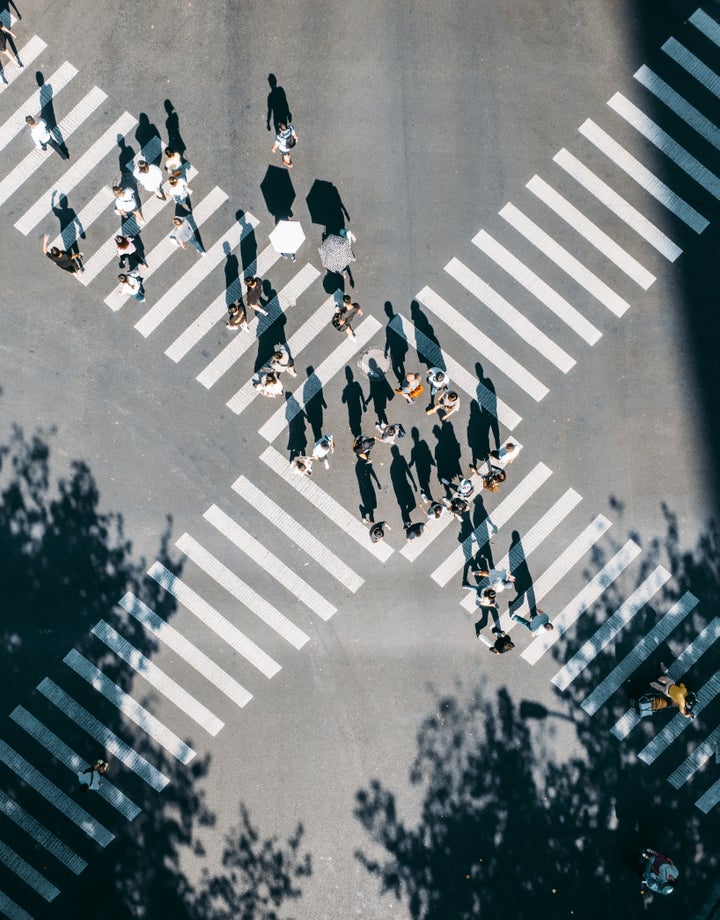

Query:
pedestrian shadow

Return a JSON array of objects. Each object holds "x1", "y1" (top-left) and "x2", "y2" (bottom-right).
[
  {"x1": 253, "y1": 280, "x2": 286, "y2": 368},
  {"x1": 365, "y1": 360, "x2": 394, "y2": 427},
  {"x1": 304, "y1": 366, "x2": 327, "y2": 441},
  {"x1": 410, "y1": 299, "x2": 440, "y2": 364},
  {"x1": 223, "y1": 241, "x2": 241, "y2": 307},
  {"x1": 356, "y1": 457, "x2": 381, "y2": 523},
  {"x1": 51, "y1": 191, "x2": 85, "y2": 252},
  {"x1": 384, "y1": 302, "x2": 408, "y2": 383},
  {"x1": 239, "y1": 221, "x2": 258, "y2": 274},
  {"x1": 36, "y1": 70, "x2": 68, "y2": 155},
  {"x1": 260, "y1": 164, "x2": 295, "y2": 223},
  {"x1": 459, "y1": 494, "x2": 494, "y2": 581},
  {"x1": 164, "y1": 99, "x2": 186, "y2": 157},
  {"x1": 467, "y1": 399, "x2": 493, "y2": 468},
  {"x1": 266, "y1": 73, "x2": 292, "y2": 133},
  {"x1": 284, "y1": 392, "x2": 308, "y2": 460},
  {"x1": 475, "y1": 361, "x2": 501, "y2": 451},
  {"x1": 342, "y1": 366, "x2": 366, "y2": 437},
  {"x1": 408, "y1": 426, "x2": 436, "y2": 500},
  {"x1": 306, "y1": 179, "x2": 350, "y2": 234},
  {"x1": 432, "y1": 421, "x2": 463, "y2": 485},
  {"x1": 389, "y1": 444, "x2": 417, "y2": 525},
  {"x1": 135, "y1": 112, "x2": 162, "y2": 165},
  {"x1": 116, "y1": 133, "x2": 135, "y2": 173},
  {"x1": 506, "y1": 530, "x2": 537, "y2": 615}
]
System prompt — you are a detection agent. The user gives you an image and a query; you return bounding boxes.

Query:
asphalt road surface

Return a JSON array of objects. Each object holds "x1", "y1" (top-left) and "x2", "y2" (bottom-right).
[{"x1": 1, "y1": 1, "x2": 719, "y2": 918}]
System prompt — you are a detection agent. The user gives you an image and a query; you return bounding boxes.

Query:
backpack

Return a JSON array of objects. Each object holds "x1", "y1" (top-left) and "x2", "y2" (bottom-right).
[{"x1": 332, "y1": 311, "x2": 346, "y2": 330}]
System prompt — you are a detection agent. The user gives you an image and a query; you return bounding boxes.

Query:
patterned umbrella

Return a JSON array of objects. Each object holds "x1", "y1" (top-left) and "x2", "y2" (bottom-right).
[
  {"x1": 318, "y1": 233, "x2": 355, "y2": 273},
  {"x1": 269, "y1": 220, "x2": 305, "y2": 255}
]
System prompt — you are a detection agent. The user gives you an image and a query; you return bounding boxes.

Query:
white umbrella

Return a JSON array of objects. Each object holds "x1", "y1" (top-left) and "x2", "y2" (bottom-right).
[{"x1": 269, "y1": 220, "x2": 305, "y2": 255}]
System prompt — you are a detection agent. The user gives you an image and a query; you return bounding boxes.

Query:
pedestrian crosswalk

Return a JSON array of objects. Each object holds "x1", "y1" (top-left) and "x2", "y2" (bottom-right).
[{"x1": 2, "y1": 10, "x2": 720, "y2": 913}]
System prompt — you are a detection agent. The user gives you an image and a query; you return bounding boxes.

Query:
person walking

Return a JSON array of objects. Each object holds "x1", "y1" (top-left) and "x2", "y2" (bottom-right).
[
  {"x1": 395, "y1": 372, "x2": 424, "y2": 404},
  {"x1": 226, "y1": 300, "x2": 248, "y2": 331},
  {"x1": 426, "y1": 390, "x2": 460, "y2": 421},
  {"x1": 511, "y1": 608, "x2": 554, "y2": 633},
  {"x1": 170, "y1": 215, "x2": 204, "y2": 254},
  {"x1": 271, "y1": 121, "x2": 298, "y2": 167},
  {"x1": 481, "y1": 464, "x2": 506, "y2": 493},
  {"x1": 369, "y1": 521, "x2": 391, "y2": 544},
  {"x1": 268, "y1": 343, "x2": 297, "y2": 377},
  {"x1": 425, "y1": 499, "x2": 447, "y2": 521},
  {"x1": 649, "y1": 675, "x2": 696, "y2": 718},
  {"x1": 117, "y1": 273, "x2": 145, "y2": 302},
  {"x1": 168, "y1": 174, "x2": 191, "y2": 209},
  {"x1": 486, "y1": 632, "x2": 515, "y2": 655},
  {"x1": 115, "y1": 235, "x2": 146, "y2": 272},
  {"x1": 640, "y1": 849, "x2": 679, "y2": 895},
  {"x1": 77, "y1": 759, "x2": 108, "y2": 792},
  {"x1": 25, "y1": 115, "x2": 68, "y2": 159},
  {"x1": 291, "y1": 456, "x2": 314, "y2": 477},
  {"x1": 0, "y1": 23, "x2": 21, "y2": 68},
  {"x1": 253, "y1": 370, "x2": 283, "y2": 398},
  {"x1": 243, "y1": 276, "x2": 267, "y2": 315},
  {"x1": 332, "y1": 295, "x2": 363, "y2": 339},
  {"x1": 442, "y1": 495, "x2": 469, "y2": 520},
  {"x1": 133, "y1": 159, "x2": 165, "y2": 200},
  {"x1": 353, "y1": 434, "x2": 376, "y2": 463},
  {"x1": 474, "y1": 566, "x2": 515, "y2": 593},
  {"x1": 164, "y1": 147, "x2": 184, "y2": 177},
  {"x1": 442, "y1": 475, "x2": 475, "y2": 501},
  {"x1": 42, "y1": 234, "x2": 83, "y2": 273},
  {"x1": 404, "y1": 520, "x2": 426, "y2": 542},
  {"x1": 311, "y1": 434, "x2": 334, "y2": 470},
  {"x1": 374, "y1": 422, "x2": 405, "y2": 445},
  {"x1": 112, "y1": 184, "x2": 143, "y2": 224},
  {"x1": 426, "y1": 367, "x2": 449, "y2": 399}
]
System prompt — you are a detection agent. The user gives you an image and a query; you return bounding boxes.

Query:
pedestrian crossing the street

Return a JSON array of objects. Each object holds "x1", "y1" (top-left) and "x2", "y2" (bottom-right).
[{"x1": 3, "y1": 10, "x2": 720, "y2": 913}]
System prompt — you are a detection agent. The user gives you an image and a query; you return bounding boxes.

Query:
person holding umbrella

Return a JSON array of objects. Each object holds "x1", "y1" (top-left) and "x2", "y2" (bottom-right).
[
  {"x1": 318, "y1": 230, "x2": 356, "y2": 282},
  {"x1": 269, "y1": 220, "x2": 305, "y2": 264}
]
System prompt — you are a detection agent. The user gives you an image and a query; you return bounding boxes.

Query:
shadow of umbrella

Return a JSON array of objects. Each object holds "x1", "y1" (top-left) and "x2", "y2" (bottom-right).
[
  {"x1": 306, "y1": 179, "x2": 349, "y2": 233},
  {"x1": 260, "y1": 164, "x2": 295, "y2": 223}
]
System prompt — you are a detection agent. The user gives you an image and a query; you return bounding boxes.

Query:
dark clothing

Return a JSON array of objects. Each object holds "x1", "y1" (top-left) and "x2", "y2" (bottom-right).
[
  {"x1": 353, "y1": 436, "x2": 375, "y2": 460},
  {"x1": 491, "y1": 634, "x2": 515, "y2": 655},
  {"x1": 245, "y1": 278, "x2": 263, "y2": 307},
  {"x1": 405, "y1": 522, "x2": 425, "y2": 540},
  {"x1": 47, "y1": 250, "x2": 78, "y2": 273},
  {"x1": 370, "y1": 523, "x2": 387, "y2": 544}
]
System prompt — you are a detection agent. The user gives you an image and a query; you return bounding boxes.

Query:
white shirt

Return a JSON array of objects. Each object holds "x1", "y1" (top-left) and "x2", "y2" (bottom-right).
[
  {"x1": 116, "y1": 237, "x2": 137, "y2": 256},
  {"x1": 485, "y1": 568, "x2": 513, "y2": 592},
  {"x1": 165, "y1": 152, "x2": 183, "y2": 173},
  {"x1": 169, "y1": 177, "x2": 189, "y2": 199},
  {"x1": 120, "y1": 276, "x2": 141, "y2": 294},
  {"x1": 114, "y1": 188, "x2": 137, "y2": 213},
  {"x1": 133, "y1": 163, "x2": 163, "y2": 192},
  {"x1": 30, "y1": 119, "x2": 51, "y2": 148},
  {"x1": 313, "y1": 437, "x2": 333, "y2": 458}
]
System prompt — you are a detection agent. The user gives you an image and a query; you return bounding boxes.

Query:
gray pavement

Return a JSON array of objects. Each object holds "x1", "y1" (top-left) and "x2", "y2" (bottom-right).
[{"x1": 0, "y1": 0, "x2": 719, "y2": 917}]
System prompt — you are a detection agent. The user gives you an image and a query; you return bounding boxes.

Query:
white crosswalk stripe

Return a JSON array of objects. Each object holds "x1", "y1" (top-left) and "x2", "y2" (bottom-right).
[
  {"x1": 0, "y1": 85, "x2": 106, "y2": 208},
  {"x1": 640, "y1": 671, "x2": 720, "y2": 767},
  {"x1": 244, "y1": 240, "x2": 283, "y2": 277},
  {"x1": 446, "y1": 256, "x2": 577, "y2": 370},
  {"x1": 0, "y1": 737, "x2": 114, "y2": 846},
  {"x1": 416, "y1": 285, "x2": 548, "y2": 400},
  {"x1": 258, "y1": 314, "x2": 382, "y2": 440},
  {"x1": 10, "y1": 705, "x2": 141, "y2": 822},
  {"x1": 525, "y1": 175, "x2": 656, "y2": 289},
  {"x1": 0, "y1": 61, "x2": 77, "y2": 153},
  {"x1": 147, "y1": 561, "x2": 281, "y2": 678},
  {"x1": 37, "y1": 677, "x2": 169, "y2": 790},
  {"x1": 0, "y1": 890, "x2": 32, "y2": 920},
  {"x1": 260, "y1": 445, "x2": 394, "y2": 562},
  {"x1": 49, "y1": 135, "x2": 169, "y2": 252},
  {"x1": 523, "y1": 539, "x2": 642, "y2": 664},
  {"x1": 0, "y1": 789, "x2": 86, "y2": 873},
  {"x1": 635, "y1": 65, "x2": 720, "y2": 153},
  {"x1": 696, "y1": 778, "x2": 720, "y2": 815},
  {"x1": 551, "y1": 565, "x2": 671, "y2": 691},
  {"x1": 134, "y1": 211, "x2": 258, "y2": 337},
  {"x1": 388, "y1": 312, "x2": 522, "y2": 429},
  {"x1": 0, "y1": 35, "x2": 46, "y2": 96},
  {"x1": 15, "y1": 111, "x2": 139, "y2": 234},
  {"x1": 225, "y1": 296, "x2": 333, "y2": 415},
  {"x1": 581, "y1": 592, "x2": 697, "y2": 717},
  {"x1": 197, "y1": 262, "x2": 321, "y2": 389},
  {"x1": 203, "y1": 503, "x2": 337, "y2": 622},
  {"x1": 118, "y1": 592, "x2": 253, "y2": 708},
  {"x1": 578, "y1": 119, "x2": 709, "y2": 232},
  {"x1": 63, "y1": 648, "x2": 196, "y2": 765},
  {"x1": 690, "y1": 7, "x2": 720, "y2": 45},
  {"x1": 668, "y1": 722, "x2": 720, "y2": 790},
  {"x1": 432, "y1": 463, "x2": 553, "y2": 587},
  {"x1": 662, "y1": 36, "x2": 720, "y2": 97},
  {"x1": 463, "y1": 488, "x2": 583, "y2": 619},
  {"x1": 472, "y1": 228, "x2": 603, "y2": 342},
  {"x1": 232, "y1": 475, "x2": 364, "y2": 592},
  {"x1": 0, "y1": 831, "x2": 60, "y2": 902},
  {"x1": 608, "y1": 92, "x2": 720, "y2": 201},
  {"x1": 552, "y1": 148, "x2": 682, "y2": 262},
  {"x1": 97, "y1": 171, "x2": 212, "y2": 298},
  {"x1": 91, "y1": 619, "x2": 225, "y2": 735},
  {"x1": 176, "y1": 529, "x2": 313, "y2": 644},
  {"x1": 611, "y1": 618, "x2": 720, "y2": 741},
  {"x1": 500, "y1": 203, "x2": 630, "y2": 317}
]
